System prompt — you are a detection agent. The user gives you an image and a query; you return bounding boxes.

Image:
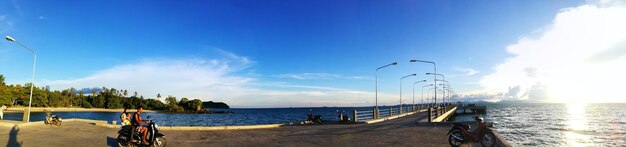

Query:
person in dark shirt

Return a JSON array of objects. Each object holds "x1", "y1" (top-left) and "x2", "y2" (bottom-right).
[{"x1": 132, "y1": 106, "x2": 149, "y2": 145}]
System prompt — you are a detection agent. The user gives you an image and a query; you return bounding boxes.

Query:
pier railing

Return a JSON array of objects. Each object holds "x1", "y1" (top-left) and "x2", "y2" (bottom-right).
[
  {"x1": 354, "y1": 109, "x2": 375, "y2": 121},
  {"x1": 428, "y1": 105, "x2": 457, "y2": 122},
  {"x1": 352, "y1": 104, "x2": 437, "y2": 123}
]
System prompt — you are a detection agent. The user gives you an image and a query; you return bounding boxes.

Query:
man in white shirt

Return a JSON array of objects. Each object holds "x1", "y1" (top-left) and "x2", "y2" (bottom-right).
[{"x1": 0, "y1": 105, "x2": 6, "y2": 120}]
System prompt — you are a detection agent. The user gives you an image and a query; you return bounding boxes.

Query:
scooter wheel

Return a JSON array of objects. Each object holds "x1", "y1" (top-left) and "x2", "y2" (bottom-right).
[
  {"x1": 480, "y1": 132, "x2": 496, "y2": 147},
  {"x1": 153, "y1": 137, "x2": 166, "y2": 147},
  {"x1": 448, "y1": 129, "x2": 463, "y2": 147}
]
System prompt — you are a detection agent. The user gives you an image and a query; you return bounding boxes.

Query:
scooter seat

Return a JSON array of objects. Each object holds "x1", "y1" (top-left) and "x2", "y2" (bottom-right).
[{"x1": 453, "y1": 123, "x2": 470, "y2": 130}]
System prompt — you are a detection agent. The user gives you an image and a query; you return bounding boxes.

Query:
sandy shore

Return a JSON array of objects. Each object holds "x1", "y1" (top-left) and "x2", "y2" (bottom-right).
[{"x1": 4, "y1": 107, "x2": 157, "y2": 113}]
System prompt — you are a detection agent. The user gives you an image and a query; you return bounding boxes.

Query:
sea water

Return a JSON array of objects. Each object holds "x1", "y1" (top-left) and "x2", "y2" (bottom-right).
[
  {"x1": 452, "y1": 103, "x2": 626, "y2": 146},
  {"x1": 3, "y1": 103, "x2": 625, "y2": 146}
]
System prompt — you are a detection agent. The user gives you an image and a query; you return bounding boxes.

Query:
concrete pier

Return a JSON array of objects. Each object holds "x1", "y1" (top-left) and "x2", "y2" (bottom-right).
[
  {"x1": 431, "y1": 106, "x2": 457, "y2": 122},
  {"x1": 0, "y1": 111, "x2": 511, "y2": 147}
]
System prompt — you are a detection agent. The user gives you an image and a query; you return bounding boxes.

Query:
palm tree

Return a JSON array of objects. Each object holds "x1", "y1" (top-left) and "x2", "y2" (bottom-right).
[
  {"x1": 79, "y1": 91, "x2": 85, "y2": 107},
  {"x1": 0, "y1": 74, "x2": 5, "y2": 85}
]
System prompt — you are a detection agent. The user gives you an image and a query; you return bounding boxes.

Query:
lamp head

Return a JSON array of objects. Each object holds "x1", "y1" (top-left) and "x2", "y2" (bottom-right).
[
  {"x1": 426, "y1": 73, "x2": 432, "y2": 75},
  {"x1": 5, "y1": 36, "x2": 16, "y2": 42},
  {"x1": 411, "y1": 73, "x2": 416, "y2": 76},
  {"x1": 421, "y1": 80, "x2": 427, "y2": 82},
  {"x1": 410, "y1": 60, "x2": 417, "y2": 62},
  {"x1": 391, "y1": 62, "x2": 398, "y2": 65}
]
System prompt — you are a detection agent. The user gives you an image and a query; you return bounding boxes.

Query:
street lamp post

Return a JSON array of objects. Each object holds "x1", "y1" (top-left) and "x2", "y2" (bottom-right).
[
  {"x1": 448, "y1": 87, "x2": 454, "y2": 103},
  {"x1": 428, "y1": 87, "x2": 436, "y2": 105},
  {"x1": 375, "y1": 62, "x2": 397, "y2": 118},
  {"x1": 422, "y1": 84, "x2": 433, "y2": 105},
  {"x1": 5, "y1": 36, "x2": 36, "y2": 122},
  {"x1": 438, "y1": 82, "x2": 451, "y2": 104},
  {"x1": 436, "y1": 79, "x2": 449, "y2": 104},
  {"x1": 410, "y1": 60, "x2": 437, "y2": 108},
  {"x1": 412, "y1": 80, "x2": 426, "y2": 111},
  {"x1": 426, "y1": 72, "x2": 445, "y2": 105},
  {"x1": 400, "y1": 73, "x2": 416, "y2": 114}
]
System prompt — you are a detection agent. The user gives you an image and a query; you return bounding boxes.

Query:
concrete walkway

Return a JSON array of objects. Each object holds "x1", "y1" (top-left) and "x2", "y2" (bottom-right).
[
  {"x1": 0, "y1": 121, "x2": 117, "y2": 147},
  {"x1": 164, "y1": 112, "x2": 451, "y2": 147},
  {"x1": 0, "y1": 111, "x2": 510, "y2": 147}
]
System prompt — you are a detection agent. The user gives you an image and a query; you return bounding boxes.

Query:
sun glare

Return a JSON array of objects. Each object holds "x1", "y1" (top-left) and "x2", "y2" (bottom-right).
[
  {"x1": 565, "y1": 102, "x2": 592, "y2": 146},
  {"x1": 547, "y1": 60, "x2": 626, "y2": 103}
]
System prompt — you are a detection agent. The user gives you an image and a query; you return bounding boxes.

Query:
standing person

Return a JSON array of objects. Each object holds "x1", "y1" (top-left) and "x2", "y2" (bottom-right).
[{"x1": 0, "y1": 105, "x2": 6, "y2": 120}]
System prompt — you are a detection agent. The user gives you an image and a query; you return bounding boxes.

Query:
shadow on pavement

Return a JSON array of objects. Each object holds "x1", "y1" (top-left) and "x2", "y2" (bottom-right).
[
  {"x1": 7, "y1": 126, "x2": 22, "y2": 147},
  {"x1": 106, "y1": 136, "x2": 118, "y2": 147}
]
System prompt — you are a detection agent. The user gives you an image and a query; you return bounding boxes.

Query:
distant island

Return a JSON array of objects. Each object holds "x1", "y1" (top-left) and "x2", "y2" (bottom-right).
[{"x1": 203, "y1": 101, "x2": 230, "y2": 109}]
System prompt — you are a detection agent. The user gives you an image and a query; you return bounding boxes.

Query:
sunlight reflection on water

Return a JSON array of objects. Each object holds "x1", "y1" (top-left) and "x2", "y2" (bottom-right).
[
  {"x1": 452, "y1": 103, "x2": 626, "y2": 146},
  {"x1": 565, "y1": 103, "x2": 592, "y2": 146}
]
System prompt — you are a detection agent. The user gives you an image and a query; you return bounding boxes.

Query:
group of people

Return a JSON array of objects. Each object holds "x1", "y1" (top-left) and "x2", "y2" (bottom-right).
[{"x1": 120, "y1": 106, "x2": 150, "y2": 145}]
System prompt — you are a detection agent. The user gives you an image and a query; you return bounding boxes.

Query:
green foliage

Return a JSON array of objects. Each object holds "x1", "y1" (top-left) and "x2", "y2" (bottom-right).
[
  {"x1": 144, "y1": 99, "x2": 165, "y2": 110},
  {"x1": 191, "y1": 99, "x2": 203, "y2": 112},
  {"x1": 179, "y1": 98, "x2": 189, "y2": 108},
  {"x1": 165, "y1": 96, "x2": 183, "y2": 112},
  {"x1": 92, "y1": 95, "x2": 105, "y2": 108},
  {"x1": 106, "y1": 97, "x2": 123, "y2": 109},
  {"x1": 82, "y1": 99, "x2": 93, "y2": 108},
  {"x1": 0, "y1": 74, "x2": 225, "y2": 112}
]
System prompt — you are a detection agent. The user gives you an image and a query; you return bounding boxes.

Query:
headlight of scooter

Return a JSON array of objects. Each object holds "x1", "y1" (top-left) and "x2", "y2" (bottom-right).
[{"x1": 154, "y1": 124, "x2": 158, "y2": 129}]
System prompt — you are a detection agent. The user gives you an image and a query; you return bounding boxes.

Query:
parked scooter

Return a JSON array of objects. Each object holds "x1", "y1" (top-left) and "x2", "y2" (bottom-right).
[
  {"x1": 447, "y1": 115, "x2": 496, "y2": 147},
  {"x1": 306, "y1": 112, "x2": 323, "y2": 124},
  {"x1": 337, "y1": 110, "x2": 351, "y2": 123},
  {"x1": 44, "y1": 111, "x2": 62, "y2": 126},
  {"x1": 116, "y1": 116, "x2": 166, "y2": 147}
]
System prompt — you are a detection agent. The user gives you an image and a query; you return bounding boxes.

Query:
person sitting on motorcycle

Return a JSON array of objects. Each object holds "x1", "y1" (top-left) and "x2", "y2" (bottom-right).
[
  {"x1": 45, "y1": 111, "x2": 52, "y2": 123},
  {"x1": 306, "y1": 112, "x2": 314, "y2": 124},
  {"x1": 120, "y1": 107, "x2": 131, "y2": 126},
  {"x1": 132, "y1": 106, "x2": 149, "y2": 145}
]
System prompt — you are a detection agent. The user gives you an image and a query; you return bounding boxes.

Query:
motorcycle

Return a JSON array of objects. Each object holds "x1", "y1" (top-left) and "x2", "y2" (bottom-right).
[
  {"x1": 306, "y1": 113, "x2": 323, "y2": 124},
  {"x1": 44, "y1": 112, "x2": 62, "y2": 126},
  {"x1": 116, "y1": 116, "x2": 166, "y2": 147},
  {"x1": 337, "y1": 110, "x2": 351, "y2": 123},
  {"x1": 447, "y1": 115, "x2": 496, "y2": 147}
]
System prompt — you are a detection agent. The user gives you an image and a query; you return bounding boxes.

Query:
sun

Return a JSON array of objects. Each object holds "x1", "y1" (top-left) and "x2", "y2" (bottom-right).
[{"x1": 546, "y1": 60, "x2": 626, "y2": 103}]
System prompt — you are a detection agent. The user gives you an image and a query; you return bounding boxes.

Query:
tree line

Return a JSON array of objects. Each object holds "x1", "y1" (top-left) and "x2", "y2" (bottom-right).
[{"x1": 0, "y1": 74, "x2": 206, "y2": 112}]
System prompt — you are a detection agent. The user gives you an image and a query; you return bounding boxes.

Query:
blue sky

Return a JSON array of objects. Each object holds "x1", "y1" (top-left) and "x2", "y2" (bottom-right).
[{"x1": 2, "y1": 0, "x2": 625, "y2": 107}]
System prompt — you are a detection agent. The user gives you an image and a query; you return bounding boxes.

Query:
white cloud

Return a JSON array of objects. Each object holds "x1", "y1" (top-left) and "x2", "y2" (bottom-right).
[
  {"x1": 476, "y1": 2, "x2": 626, "y2": 103},
  {"x1": 274, "y1": 73, "x2": 372, "y2": 80},
  {"x1": 39, "y1": 50, "x2": 389, "y2": 108},
  {"x1": 454, "y1": 67, "x2": 480, "y2": 76},
  {"x1": 43, "y1": 57, "x2": 254, "y2": 100},
  {"x1": 274, "y1": 73, "x2": 341, "y2": 80},
  {"x1": 0, "y1": 15, "x2": 15, "y2": 33}
]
